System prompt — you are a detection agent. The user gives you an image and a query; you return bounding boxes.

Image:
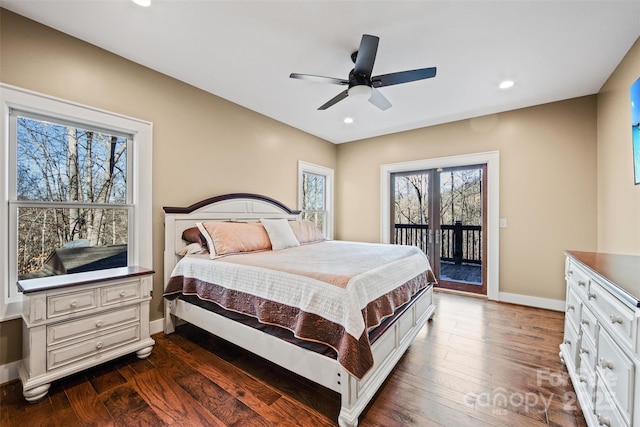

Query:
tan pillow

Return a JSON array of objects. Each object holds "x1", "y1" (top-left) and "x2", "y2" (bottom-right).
[
  {"x1": 289, "y1": 220, "x2": 325, "y2": 244},
  {"x1": 197, "y1": 221, "x2": 272, "y2": 258}
]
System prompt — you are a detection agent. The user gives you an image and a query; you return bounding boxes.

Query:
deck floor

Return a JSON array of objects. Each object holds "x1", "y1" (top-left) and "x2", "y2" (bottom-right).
[{"x1": 440, "y1": 261, "x2": 482, "y2": 284}]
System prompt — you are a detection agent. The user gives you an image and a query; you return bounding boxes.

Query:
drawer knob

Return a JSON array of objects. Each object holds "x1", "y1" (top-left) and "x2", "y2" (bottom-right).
[
  {"x1": 70, "y1": 300, "x2": 78, "y2": 308},
  {"x1": 96, "y1": 342, "x2": 104, "y2": 350},
  {"x1": 579, "y1": 347, "x2": 589, "y2": 355},
  {"x1": 119, "y1": 290, "x2": 126, "y2": 297},
  {"x1": 577, "y1": 280, "x2": 586, "y2": 287},
  {"x1": 96, "y1": 320, "x2": 103, "y2": 328},
  {"x1": 599, "y1": 358, "x2": 614, "y2": 370},
  {"x1": 580, "y1": 319, "x2": 589, "y2": 326},
  {"x1": 596, "y1": 414, "x2": 611, "y2": 427},
  {"x1": 563, "y1": 338, "x2": 571, "y2": 345},
  {"x1": 566, "y1": 304, "x2": 575, "y2": 312},
  {"x1": 587, "y1": 292, "x2": 596, "y2": 300},
  {"x1": 609, "y1": 314, "x2": 624, "y2": 324},
  {"x1": 579, "y1": 376, "x2": 588, "y2": 383},
  {"x1": 568, "y1": 270, "x2": 574, "y2": 276}
]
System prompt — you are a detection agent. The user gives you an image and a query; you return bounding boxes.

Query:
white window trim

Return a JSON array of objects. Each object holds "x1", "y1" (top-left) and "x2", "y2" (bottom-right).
[
  {"x1": 297, "y1": 160, "x2": 334, "y2": 240},
  {"x1": 0, "y1": 83, "x2": 153, "y2": 321},
  {"x1": 380, "y1": 151, "x2": 499, "y2": 301}
]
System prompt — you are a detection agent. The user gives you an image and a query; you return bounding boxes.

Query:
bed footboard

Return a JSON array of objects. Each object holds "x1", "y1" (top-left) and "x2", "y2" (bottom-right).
[{"x1": 337, "y1": 285, "x2": 435, "y2": 427}]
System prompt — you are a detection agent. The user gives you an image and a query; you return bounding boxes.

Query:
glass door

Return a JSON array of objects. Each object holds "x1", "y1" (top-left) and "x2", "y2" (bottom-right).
[{"x1": 391, "y1": 165, "x2": 486, "y2": 295}]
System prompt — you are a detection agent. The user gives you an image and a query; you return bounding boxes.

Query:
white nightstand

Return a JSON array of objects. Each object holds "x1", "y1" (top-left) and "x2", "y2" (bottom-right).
[{"x1": 18, "y1": 266, "x2": 155, "y2": 402}]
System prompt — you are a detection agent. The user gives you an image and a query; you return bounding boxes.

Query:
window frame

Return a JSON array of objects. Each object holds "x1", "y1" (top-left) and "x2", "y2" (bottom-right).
[
  {"x1": 297, "y1": 160, "x2": 334, "y2": 239},
  {"x1": 0, "y1": 83, "x2": 153, "y2": 321}
]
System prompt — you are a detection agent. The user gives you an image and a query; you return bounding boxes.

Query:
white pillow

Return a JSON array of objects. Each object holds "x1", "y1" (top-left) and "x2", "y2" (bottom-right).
[
  {"x1": 260, "y1": 218, "x2": 300, "y2": 250},
  {"x1": 177, "y1": 242, "x2": 208, "y2": 256}
]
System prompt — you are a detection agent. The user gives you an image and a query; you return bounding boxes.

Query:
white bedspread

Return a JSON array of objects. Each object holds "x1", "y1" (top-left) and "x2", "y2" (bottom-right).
[{"x1": 169, "y1": 240, "x2": 431, "y2": 340}]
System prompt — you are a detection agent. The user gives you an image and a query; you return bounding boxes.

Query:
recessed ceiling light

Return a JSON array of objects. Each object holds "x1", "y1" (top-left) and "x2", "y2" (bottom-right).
[
  {"x1": 343, "y1": 117, "x2": 354, "y2": 124},
  {"x1": 131, "y1": 0, "x2": 151, "y2": 7},
  {"x1": 499, "y1": 80, "x2": 514, "y2": 89}
]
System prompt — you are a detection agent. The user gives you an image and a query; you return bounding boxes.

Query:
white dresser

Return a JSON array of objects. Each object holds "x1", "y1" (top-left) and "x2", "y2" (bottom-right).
[
  {"x1": 18, "y1": 266, "x2": 155, "y2": 402},
  {"x1": 560, "y1": 251, "x2": 640, "y2": 427}
]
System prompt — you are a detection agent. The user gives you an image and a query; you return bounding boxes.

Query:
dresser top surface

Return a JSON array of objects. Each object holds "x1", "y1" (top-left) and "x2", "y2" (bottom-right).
[{"x1": 566, "y1": 250, "x2": 640, "y2": 306}]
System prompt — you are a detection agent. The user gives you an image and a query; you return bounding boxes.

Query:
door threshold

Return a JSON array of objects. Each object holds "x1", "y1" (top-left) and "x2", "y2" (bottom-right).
[{"x1": 434, "y1": 287, "x2": 487, "y2": 299}]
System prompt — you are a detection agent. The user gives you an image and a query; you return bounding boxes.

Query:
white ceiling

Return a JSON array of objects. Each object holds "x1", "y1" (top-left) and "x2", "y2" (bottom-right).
[{"x1": 2, "y1": 1, "x2": 640, "y2": 144}]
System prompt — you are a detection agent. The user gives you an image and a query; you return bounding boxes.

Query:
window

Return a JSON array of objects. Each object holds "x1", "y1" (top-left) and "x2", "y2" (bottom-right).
[
  {"x1": 0, "y1": 84, "x2": 152, "y2": 320},
  {"x1": 298, "y1": 161, "x2": 333, "y2": 239}
]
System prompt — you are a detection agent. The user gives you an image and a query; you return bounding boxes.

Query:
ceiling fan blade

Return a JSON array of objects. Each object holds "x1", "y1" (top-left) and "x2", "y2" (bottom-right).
[
  {"x1": 368, "y1": 88, "x2": 392, "y2": 111},
  {"x1": 289, "y1": 73, "x2": 348, "y2": 85},
  {"x1": 353, "y1": 34, "x2": 379, "y2": 77},
  {"x1": 372, "y1": 67, "x2": 437, "y2": 88},
  {"x1": 318, "y1": 90, "x2": 349, "y2": 110}
]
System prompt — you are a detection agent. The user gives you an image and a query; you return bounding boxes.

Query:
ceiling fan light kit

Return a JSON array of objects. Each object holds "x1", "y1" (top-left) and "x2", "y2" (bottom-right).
[
  {"x1": 348, "y1": 85, "x2": 372, "y2": 100},
  {"x1": 290, "y1": 34, "x2": 437, "y2": 111}
]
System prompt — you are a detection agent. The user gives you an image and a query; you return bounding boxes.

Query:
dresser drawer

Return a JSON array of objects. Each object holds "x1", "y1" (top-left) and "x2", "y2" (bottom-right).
[
  {"x1": 590, "y1": 281, "x2": 634, "y2": 348},
  {"x1": 567, "y1": 261, "x2": 590, "y2": 300},
  {"x1": 47, "y1": 306, "x2": 140, "y2": 346},
  {"x1": 580, "y1": 304, "x2": 598, "y2": 344},
  {"x1": 595, "y1": 382, "x2": 629, "y2": 427},
  {"x1": 562, "y1": 319, "x2": 581, "y2": 371},
  {"x1": 47, "y1": 325, "x2": 141, "y2": 370},
  {"x1": 565, "y1": 287, "x2": 582, "y2": 333},
  {"x1": 47, "y1": 289, "x2": 98, "y2": 318},
  {"x1": 101, "y1": 280, "x2": 141, "y2": 306},
  {"x1": 579, "y1": 329, "x2": 597, "y2": 375},
  {"x1": 597, "y1": 328, "x2": 634, "y2": 423},
  {"x1": 575, "y1": 368, "x2": 596, "y2": 414}
]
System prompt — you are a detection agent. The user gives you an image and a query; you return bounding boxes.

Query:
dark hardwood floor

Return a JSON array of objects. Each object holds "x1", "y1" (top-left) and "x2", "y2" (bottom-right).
[{"x1": 0, "y1": 292, "x2": 587, "y2": 426}]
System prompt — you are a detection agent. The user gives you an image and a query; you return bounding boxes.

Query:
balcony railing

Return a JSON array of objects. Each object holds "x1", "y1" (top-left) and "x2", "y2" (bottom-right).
[{"x1": 394, "y1": 221, "x2": 482, "y2": 265}]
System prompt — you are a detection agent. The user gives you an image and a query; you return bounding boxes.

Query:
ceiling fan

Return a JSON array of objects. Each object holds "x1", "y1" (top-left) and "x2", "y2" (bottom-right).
[{"x1": 290, "y1": 34, "x2": 437, "y2": 111}]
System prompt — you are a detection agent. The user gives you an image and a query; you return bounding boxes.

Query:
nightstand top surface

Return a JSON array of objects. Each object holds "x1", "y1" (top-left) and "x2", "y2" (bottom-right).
[{"x1": 18, "y1": 266, "x2": 154, "y2": 294}]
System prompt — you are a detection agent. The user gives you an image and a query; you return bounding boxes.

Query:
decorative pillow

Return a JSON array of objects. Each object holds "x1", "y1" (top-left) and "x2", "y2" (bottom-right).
[
  {"x1": 260, "y1": 218, "x2": 300, "y2": 250},
  {"x1": 289, "y1": 220, "x2": 325, "y2": 244},
  {"x1": 197, "y1": 221, "x2": 272, "y2": 258},
  {"x1": 181, "y1": 227, "x2": 208, "y2": 248}
]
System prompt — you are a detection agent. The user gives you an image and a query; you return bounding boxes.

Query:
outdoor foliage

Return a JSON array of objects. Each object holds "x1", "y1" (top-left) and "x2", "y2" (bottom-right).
[
  {"x1": 301, "y1": 171, "x2": 325, "y2": 232},
  {"x1": 393, "y1": 168, "x2": 482, "y2": 226},
  {"x1": 16, "y1": 115, "x2": 128, "y2": 277}
]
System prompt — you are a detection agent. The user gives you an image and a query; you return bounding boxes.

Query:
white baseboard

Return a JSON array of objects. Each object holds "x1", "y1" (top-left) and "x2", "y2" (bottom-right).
[
  {"x1": 0, "y1": 359, "x2": 21, "y2": 385},
  {"x1": 498, "y1": 292, "x2": 565, "y2": 312},
  {"x1": 150, "y1": 317, "x2": 164, "y2": 335}
]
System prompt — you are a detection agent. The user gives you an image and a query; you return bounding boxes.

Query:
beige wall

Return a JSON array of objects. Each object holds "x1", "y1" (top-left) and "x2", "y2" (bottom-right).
[
  {"x1": 0, "y1": 10, "x2": 337, "y2": 365},
  {"x1": 1, "y1": 8, "x2": 636, "y2": 372},
  {"x1": 597, "y1": 37, "x2": 640, "y2": 255},
  {"x1": 336, "y1": 97, "x2": 599, "y2": 301}
]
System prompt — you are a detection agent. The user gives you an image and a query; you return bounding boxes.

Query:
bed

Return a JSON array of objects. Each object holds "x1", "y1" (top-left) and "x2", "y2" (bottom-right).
[{"x1": 163, "y1": 193, "x2": 436, "y2": 427}]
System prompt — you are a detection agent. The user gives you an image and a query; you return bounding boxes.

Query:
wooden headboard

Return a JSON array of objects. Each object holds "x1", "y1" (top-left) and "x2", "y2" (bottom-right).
[{"x1": 163, "y1": 193, "x2": 301, "y2": 283}]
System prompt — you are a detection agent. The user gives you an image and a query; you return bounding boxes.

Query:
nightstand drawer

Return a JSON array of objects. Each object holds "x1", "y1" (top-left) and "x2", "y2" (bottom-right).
[
  {"x1": 47, "y1": 289, "x2": 98, "y2": 318},
  {"x1": 47, "y1": 325, "x2": 140, "y2": 370},
  {"x1": 47, "y1": 306, "x2": 140, "y2": 346},
  {"x1": 101, "y1": 280, "x2": 141, "y2": 306}
]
